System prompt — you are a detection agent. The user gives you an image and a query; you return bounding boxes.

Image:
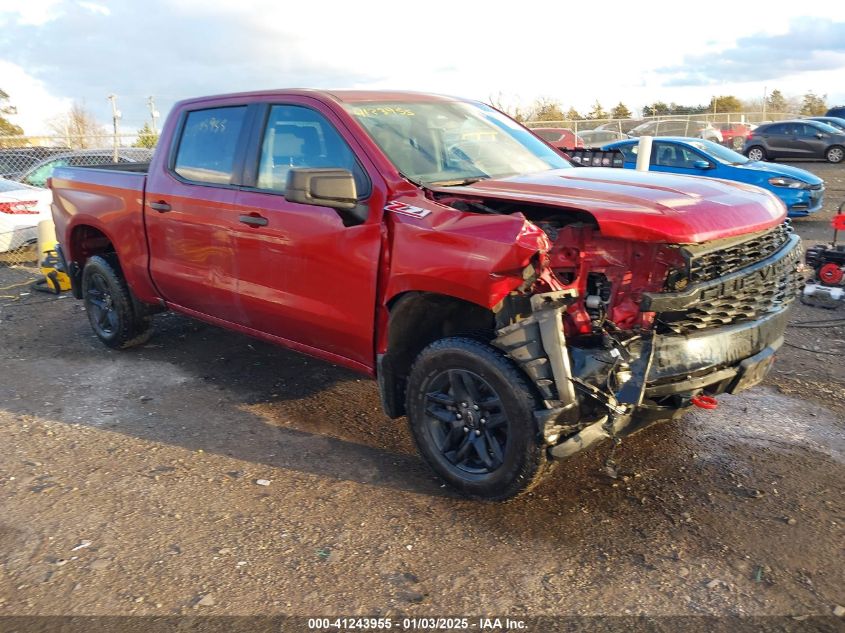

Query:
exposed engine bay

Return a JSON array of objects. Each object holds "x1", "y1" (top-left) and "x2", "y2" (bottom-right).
[{"x1": 431, "y1": 191, "x2": 803, "y2": 458}]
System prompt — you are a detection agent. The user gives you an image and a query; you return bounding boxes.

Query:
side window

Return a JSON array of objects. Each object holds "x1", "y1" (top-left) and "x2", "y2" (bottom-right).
[
  {"x1": 174, "y1": 106, "x2": 247, "y2": 185},
  {"x1": 764, "y1": 124, "x2": 785, "y2": 135},
  {"x1": 618, "y1": 144, "x2": 638, "y2": 162},
  {"x1": 256, "y1": 105, "x2": 370, "y2": 197},
  {"x1": 800, "y1": 124, "x2": 819, "y2": 137},
  {"x1": 653, "y1": 142, "x2": 675, "y2": 166}
]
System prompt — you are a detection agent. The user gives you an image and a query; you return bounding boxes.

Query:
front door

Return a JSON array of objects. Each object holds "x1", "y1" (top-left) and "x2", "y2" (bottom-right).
[{"x1": 232, "y1": 102, "x2": 383, "y2": 369}]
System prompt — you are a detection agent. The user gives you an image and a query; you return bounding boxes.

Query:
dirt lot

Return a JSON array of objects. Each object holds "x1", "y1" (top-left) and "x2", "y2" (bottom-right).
[{"x1": 0, "y1": 162, "x2": 843, "y2": 626}]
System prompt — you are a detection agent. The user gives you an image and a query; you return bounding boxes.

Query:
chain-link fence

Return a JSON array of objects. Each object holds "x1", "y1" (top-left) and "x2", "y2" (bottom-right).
[
  {"x1": 523, "y1": 112, "x2": 802, "y2": 149},
  {"x1": 0, "y1": 136, "x2": 154, "y2": 268},
  {"x1": 524, "y1": 111, "x2": 800, "y2": 133}
]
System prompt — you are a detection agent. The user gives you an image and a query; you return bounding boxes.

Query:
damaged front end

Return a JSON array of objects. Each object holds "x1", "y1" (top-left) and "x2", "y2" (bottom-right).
[{"x1": 484, "y1": 212, "x2": 803, "y2": 461}]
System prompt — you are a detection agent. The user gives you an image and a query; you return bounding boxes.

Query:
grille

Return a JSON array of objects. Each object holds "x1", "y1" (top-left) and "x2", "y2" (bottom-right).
[
  {"x1": 687, "y1": 222, "x2": 792, "y2": 284},
  {"x1": 659, "y1": 239, "x2": 802, "y2": 334}
]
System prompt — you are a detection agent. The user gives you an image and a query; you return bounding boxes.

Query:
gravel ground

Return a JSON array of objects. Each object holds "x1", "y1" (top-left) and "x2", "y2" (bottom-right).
[{"x1": 0, "y1": 162, "x2": 843, "y2": 625}]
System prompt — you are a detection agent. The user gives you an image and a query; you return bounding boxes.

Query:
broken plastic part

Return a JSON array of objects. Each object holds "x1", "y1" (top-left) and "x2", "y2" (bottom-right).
[{"x1": 690, "y1": 394, "x2": 718, "y2": 410}]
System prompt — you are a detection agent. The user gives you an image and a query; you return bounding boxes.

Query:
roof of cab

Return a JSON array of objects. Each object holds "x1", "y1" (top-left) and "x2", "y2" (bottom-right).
[{"x1": 175, "y1": 89, "x2": 464, "y2": 109}]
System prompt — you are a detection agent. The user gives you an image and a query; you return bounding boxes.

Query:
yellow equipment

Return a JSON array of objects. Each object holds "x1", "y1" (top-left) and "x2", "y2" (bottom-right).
[{"x1": 33, "y1": 219, "x2": 71, "y2": 294}]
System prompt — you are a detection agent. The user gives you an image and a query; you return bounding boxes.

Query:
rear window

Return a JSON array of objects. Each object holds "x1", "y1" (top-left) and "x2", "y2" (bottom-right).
[{"x1": 174, "y1": 106, "x2": 247, "y2": 184}]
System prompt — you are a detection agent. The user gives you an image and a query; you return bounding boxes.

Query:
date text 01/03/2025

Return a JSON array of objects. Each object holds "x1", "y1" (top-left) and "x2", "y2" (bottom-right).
[{"x1": 306, "y1": 616, "x2": 528, "y2": 630}]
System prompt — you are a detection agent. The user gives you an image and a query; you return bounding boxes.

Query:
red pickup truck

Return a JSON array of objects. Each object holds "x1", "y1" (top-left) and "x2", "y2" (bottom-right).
[{"x1": 50, "y1": 90, "x2": 802, "y2": 500}]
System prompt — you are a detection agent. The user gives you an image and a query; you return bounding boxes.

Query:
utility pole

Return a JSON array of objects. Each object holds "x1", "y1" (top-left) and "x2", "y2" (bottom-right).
[
  {"x1": 762, "y1": 85, "x2": 767, "y2": 121},
  {"x1": 147, "y1": 96, "x2": 160, "y2": 136},
  {"x1": 107, "y1": 94, "x2": 121, "y2": 162}
]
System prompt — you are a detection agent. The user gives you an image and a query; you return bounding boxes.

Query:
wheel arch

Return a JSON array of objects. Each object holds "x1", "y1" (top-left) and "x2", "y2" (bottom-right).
[
  {"x1": 377, "y1": 291, "x2": 497, "y2": 418},
  {"x1": 66, "y1": 223, "x2": 119, "y2": 298}
]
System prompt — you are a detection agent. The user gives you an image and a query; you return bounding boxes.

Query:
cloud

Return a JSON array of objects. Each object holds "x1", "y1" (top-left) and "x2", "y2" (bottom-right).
[
  {"x1": 0, "y1": 0, "x2": 65, "y2": 26},
  {"x1": 0, "y1": 0, "x2": 384, "y2": 131},
  {"x1": 77, "y1": 2, "x2": 110, "y2": 16},
  {"x1": 2, "y1": 2, "x2": 845, "y2": 133},
  {"x1": 0, "y1": 60, "x2": 70, "y2": 134},
  {"x1": 657, "y1": 17, "x2": 845, "y2": 86}
]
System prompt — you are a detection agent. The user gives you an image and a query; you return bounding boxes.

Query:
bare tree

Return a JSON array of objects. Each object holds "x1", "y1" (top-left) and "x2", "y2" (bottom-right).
[
  {"x1": 486, "y1": 93, "x2": 527, "y2": 122},
  {"x1": 48, "y1": 102, "x2": 106, "y2": 148}
]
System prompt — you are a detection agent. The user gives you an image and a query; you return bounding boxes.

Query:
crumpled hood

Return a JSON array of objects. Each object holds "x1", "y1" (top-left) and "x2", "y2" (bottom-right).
[{"x1": 431, "y1": 168, "x2": 787, "y2": 243}]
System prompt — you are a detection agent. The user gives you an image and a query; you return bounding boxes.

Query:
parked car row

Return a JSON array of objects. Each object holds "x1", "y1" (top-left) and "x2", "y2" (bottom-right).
[
  {"x1": 743, "y1": 119, "x2": 845, "y2": 163},
  {"x1": 602, "y1": 137, "x2": 825, "y2": 217}
]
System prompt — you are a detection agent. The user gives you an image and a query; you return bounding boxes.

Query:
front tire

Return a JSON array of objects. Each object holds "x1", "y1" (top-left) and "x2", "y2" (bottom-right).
[
  {"x1": 826, "y1": 145, "x2": 844, "y2": 164},
  {"x1": 746, "y1": 146, "x2": 766, "y2": 161},
  {"x1": 406, "y1": 337, "x2": 551, "y2": 501},
  {"x1": 82, "y1": 255, "x2": 152, "y2": 349}
]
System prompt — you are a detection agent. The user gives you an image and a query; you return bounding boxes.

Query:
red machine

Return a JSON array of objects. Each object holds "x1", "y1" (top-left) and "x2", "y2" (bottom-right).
[{"x1": 803, "y1": 203, "x2": 845, "y2": 308}]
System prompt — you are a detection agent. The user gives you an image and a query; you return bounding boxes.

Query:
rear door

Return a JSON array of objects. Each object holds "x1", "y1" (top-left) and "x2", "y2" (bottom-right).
[
  {"x1": 759, "y1": 123, "x2": 791, "y2": 157},
  {"x1": 144, "y1": 104, "x2": 253, "y2": 321},
  {"x1": 231, "y1": 100, "x2": 384, "y2": 368}
]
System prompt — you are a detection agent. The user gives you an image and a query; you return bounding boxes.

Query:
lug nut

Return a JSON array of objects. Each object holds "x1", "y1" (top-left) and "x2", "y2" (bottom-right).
[
  {"x1": 461, "y1": 402, "x2": 467, "y2": 407},
  {"x1": 474, "y1": 429, "x2": 482, "y2": 436},
  {"x1": 480, "y1": 418, "x2": 486, "y2": 424},
  {"x1": 456, "y1": 413, "x2": 462, "y2": 420},
  {"x1": 473, "y1": 404, "x2": 479, "y2": 411},
  {"x1": 463, "y1": 426, "x2": 469, "y2": 433}
]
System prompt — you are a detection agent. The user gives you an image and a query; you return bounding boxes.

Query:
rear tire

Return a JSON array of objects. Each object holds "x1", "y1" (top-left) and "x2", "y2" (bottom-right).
[
  {"x1": 406, "y1": 337, "x2": 551, "y2": 501},
  {"x1": 82, "y1": 255, "x2": 152, "y2": 349},
  {"x1": 746, "y1": 146, "x2": 766, "y2": 161},
  {"x1": 826, "y1": 145, "x2": 844, "y2": 164}
]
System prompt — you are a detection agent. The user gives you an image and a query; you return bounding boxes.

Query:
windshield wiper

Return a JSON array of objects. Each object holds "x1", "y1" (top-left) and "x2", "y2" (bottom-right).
[{"x1": 427, "y1": 177, "x2": 487, "y2": 187}]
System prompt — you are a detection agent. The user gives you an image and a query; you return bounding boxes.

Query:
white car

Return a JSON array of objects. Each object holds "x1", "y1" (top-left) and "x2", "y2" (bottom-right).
[{"x1": 0, "y1": 178, "x2": 52, "y2": 253}]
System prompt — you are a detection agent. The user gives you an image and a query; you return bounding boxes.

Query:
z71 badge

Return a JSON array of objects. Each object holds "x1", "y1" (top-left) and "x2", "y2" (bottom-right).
[{"x1": 384, "y1": 201, "x2": 431, "y2": 218}]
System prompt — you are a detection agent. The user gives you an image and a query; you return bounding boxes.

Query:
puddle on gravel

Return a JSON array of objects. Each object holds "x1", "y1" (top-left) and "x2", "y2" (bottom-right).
[{"x1": 687, "y1": 386, "x2": 845, "y2": 464}]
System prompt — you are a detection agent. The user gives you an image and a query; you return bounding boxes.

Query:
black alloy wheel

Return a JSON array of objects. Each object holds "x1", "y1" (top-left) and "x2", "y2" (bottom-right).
[
  {"x1": 82, "y1": 255, "x2": 153, "y2": 349},
  {"x1": 406, "y1": 337, "x2": 551, "y2": 500},
  {"x1": 422, "y1": 368, "x2": 508, "y2": 474},
  {"x1": 85, "y1": 270, "x2": 119, "y2": 337}
]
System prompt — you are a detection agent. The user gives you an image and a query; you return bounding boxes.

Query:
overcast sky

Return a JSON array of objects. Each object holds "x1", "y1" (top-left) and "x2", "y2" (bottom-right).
[{"x1": 2, "y1": 0, "x2": 845, "y2": 134}]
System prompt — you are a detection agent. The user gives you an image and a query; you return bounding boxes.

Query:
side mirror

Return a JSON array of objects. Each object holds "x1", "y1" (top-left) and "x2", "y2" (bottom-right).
[
  {"x1": 693, "y1": 160, "x2": 713, "y2": 170},
  {"x1": 285, "y1": 168, "x2": 367, "y2": 225},
  {"x1": 816, "y1": 133, "x2": 824, "y2": 139}
]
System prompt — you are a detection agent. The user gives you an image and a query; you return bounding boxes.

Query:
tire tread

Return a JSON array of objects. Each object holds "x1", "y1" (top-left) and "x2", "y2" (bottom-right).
[{"x1": 406, "y1": 336, "x2": 552, "y2": 501}]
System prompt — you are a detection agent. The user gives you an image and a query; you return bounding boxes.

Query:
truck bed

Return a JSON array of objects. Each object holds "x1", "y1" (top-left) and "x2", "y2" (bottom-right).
[{"x1": 50, "y1": 165, "x2": 152, "y2": 302}]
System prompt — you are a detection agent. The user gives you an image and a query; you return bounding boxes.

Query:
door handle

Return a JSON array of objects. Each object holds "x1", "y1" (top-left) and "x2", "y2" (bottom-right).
[
  {"x1": 239, "y1": 214, "x2": 268, "y2": 227},
  {"x1": 149, "y1": 201, "x2": 172, "y2": 213}
]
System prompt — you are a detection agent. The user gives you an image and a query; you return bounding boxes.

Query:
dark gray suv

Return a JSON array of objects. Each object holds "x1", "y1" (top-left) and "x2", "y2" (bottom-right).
[{"x1": 744, "y1": 120, "x2": 845, "y2": 163}]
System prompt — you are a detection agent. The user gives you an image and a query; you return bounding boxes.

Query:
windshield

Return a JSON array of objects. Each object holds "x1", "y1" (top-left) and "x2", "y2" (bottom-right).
[
  {"x1": 809, "y1": 121, "x2": 842, "y2": 134},
  {"x1": 685, "y1": 139, "x2": 749, "y2": 164},
  {"x1": 23, "y1": 158, "x2": 68, "y2": 188},
  {"x1": 818, "y1": 119, "x2": 845, "y2": 131},
  {"x1": 346, "y1": 101, "x2": 569, "y2": 185}
]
